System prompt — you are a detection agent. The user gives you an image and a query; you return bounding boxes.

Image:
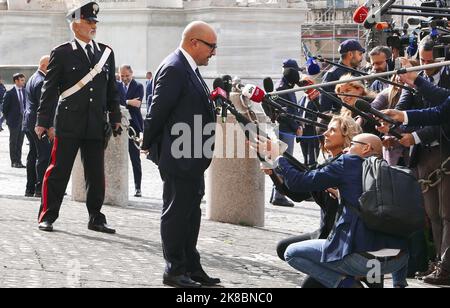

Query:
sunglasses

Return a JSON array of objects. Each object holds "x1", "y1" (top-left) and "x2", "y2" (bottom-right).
[
  {"x1": 351, "y1": 140, "x2": 373, "y2": 150},
  {"x1": 193, "y1": 38, "x2": 217, "y2": 51}
]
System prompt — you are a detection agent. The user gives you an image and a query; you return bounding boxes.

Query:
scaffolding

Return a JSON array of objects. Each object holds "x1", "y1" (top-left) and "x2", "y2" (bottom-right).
[{"x1": 300, "y1": 0, "x2": 364, "y2": 62}]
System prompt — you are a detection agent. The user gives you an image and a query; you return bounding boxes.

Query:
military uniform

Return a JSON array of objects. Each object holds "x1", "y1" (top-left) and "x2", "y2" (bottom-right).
[{"x1": 36, "y1": 2, "x2": 121, "y2": 232}]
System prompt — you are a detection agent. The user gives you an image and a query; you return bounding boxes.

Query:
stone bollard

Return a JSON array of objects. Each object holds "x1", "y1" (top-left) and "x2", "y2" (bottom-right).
[
  {"x1": 72, "y1": 107, "x2": 130, "y2": 207},
  {"x1": 206, "y1": 92, "x2": 266, "y2": 227}
]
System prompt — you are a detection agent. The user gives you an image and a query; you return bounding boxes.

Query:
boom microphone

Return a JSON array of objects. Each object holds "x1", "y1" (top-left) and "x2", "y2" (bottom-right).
[
  {"x1": 355, "y1": 99, "x2": 398, "y2": 125},
  {"x1": 263, "y1": 77, "x2": 274, "y2": 93},
  {"x1": 302, "y1": 42, "x2": 321, "y2": 76},
  {"x1": 353, "y1": 5, "x2": 370, "y2": 23},
  {"x1": 364, "y1": 0, "x2": 396, "y2": 29},
  {"x1": 222, "y1": 75, "x2": 233, "y2": 96}
]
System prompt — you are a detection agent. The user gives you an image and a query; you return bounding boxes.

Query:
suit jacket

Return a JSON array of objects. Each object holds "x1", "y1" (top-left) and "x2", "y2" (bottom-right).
[
  {"x1": 408, "y1": 93, "x2": 450, "y2": 126},
  {"x1": 37, "y1": 39, "x2": 121, "y2": 140},
  {"x1": 146, "y1": 79, "x2": 153, "y2": 103},
  {"x1": 0, "y1": 83, "x2": 6, "y2": 111},
  {"x1": 142, "y1": 49, "x2": 216, "y2": 179},
  {"x1": 275, "y1": 154, "x2": 408, "y2": 263},
  {"x1": 396, "y1": 70, "x2": 450, "y2": 166},
  {"x1": 117, "y1": 79, "x2": 144, "y2": 133},
  {"x1": 23, "y1": 70, "x2": 45, "y2": 132},
  {"x1": 2, "y1": 87, "x2": 25, "y2": 129}
]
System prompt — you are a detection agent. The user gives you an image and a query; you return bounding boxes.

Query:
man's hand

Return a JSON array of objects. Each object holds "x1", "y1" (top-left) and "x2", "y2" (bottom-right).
[
  {"x1": 35, "y1": 126, "x2": 47, "y2": 140},
  {"x1": 398, "y1": 58, "x2": 418, "y2": 87},
  {"x1": 382, "y1": 109, "x2": 405, "y2": 123},
  {"x1": 112, "y1": 123, "x2": 123, "y2": 137},
  {"x1": 47, "y1": 127, "x2": 55, "y2": 142},
  {"x1": 399, "y1": 133, "x2": 416, "y2": 147},
  {"x1": 382, "y1": 136, "x2": 398, "y2": 149},
  {"x1": 249, "y1": 136, "x2": 282, "y2": 161},
  {"x1": 127, "y1": 98, "x2": 141, "y2": 108}
]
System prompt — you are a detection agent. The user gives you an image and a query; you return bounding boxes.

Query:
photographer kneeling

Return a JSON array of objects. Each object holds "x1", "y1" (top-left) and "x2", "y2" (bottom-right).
[{"x1": 253, "y1": 133, "x2": 409, "y2": 288}]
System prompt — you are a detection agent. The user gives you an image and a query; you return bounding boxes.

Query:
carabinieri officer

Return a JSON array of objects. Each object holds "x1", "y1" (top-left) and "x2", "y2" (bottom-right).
[{"x1": 35, "y1": 1, "x2": 122, "y2": 233}]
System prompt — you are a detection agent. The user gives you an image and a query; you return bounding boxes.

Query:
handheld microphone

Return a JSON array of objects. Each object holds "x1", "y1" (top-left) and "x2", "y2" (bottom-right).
[
  {"x1": 212, "y1": 78, "x2": 228, "y2": 123},
  {"x1": 242, "y1": 84, "x2": 266, "y2": 103},
  {"x1": 263, "y1": 77, "x2": 274, "y2": 93},
  {"x1": 353, "y1": 5, "x2": 369, "y2": 23},
  {"x1": 354, "y1": 99, "x2": 398, "y2": 125},
  {"x1": 302, "y1": 42, "x2": 321, "y2": 76},
  {"x1": 222, "y1": 75, "x2": 233, "y2": 96}
]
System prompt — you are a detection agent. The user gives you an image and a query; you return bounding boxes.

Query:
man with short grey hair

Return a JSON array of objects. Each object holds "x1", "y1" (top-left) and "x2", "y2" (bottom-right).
[{"x1": 369, "y1": 46, "x2": 392, "y2": 92}]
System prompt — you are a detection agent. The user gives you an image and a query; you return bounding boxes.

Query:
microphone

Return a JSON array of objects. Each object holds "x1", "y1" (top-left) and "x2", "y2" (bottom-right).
[
  {"x1": 353, "y1": 5, "x2": 369, "y2": 23},
  {"x1": 242, "y1": 84, "x2": 266, "y2": 103},
  {"x1": 354, "y1": 99, "x2": 398, "y2": 125},
  {"x1": 222, "y1": 75, "x2": 232, "y2": 96},
  {"x1": 212, "y1": 78, "x2": 228, "y2": 123},
  {"x1": 407, "y1": 17, "x2": 449, "y2": 28},
  {"x1": 302, "y1": 42, "x2": 321, "y2": 76},
  {"x1": 263, "y1": 77, "x2": 274, "y2": 93},
  {"x1": 363, "y1": 0, "x2": 395, "y2": 29}
]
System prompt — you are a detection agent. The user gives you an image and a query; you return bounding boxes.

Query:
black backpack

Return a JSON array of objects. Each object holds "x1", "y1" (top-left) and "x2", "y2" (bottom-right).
[{"x1": 356, "y1": 157, "x2": 426, "y2": 238}]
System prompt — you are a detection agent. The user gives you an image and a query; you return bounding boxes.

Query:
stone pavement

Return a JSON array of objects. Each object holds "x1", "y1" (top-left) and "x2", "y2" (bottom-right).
[{"x1": 0, "y1": 129, "x2": 440, "y2": 288}]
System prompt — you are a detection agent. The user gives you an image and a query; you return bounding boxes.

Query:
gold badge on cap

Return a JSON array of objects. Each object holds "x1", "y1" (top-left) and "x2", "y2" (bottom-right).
[{"x1": 93, "y1": 3, "x2": 99, "y2": 14}]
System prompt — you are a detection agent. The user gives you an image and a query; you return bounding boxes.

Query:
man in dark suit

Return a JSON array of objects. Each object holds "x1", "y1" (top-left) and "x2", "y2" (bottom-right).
[
  {"x1": 35, "y1": 2, "x2": 122, "y2": 233},
  {"x1": 142, "y1": 21, "x2": 220, "y2": 288},
  {"x1": 145, "y1": 71, "x2": 153, "y2": 114},
  {"x1": 393, "y1": 37, "x2": 450, "y2": 284},
  {"x1": 23, "y1": 56, "x2": 52, "y2": 198},
  {"x1": 2, "y1": 73, "x2": 26, "y2": 168},
  {"x1": 117, "y1": 64, "x2": 144, "y2": 197},
  {"x1": 0, "y1": 76, "x2": 6, "y2": 132}
]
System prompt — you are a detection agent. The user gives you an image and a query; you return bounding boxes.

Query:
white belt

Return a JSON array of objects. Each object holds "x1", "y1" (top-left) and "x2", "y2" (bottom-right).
[{"x1": 60, "y1": 47, "x2": 112, "y2": 100}]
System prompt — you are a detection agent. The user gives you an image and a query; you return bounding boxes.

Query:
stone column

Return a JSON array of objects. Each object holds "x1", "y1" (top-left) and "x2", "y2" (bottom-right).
[
  {"x1": 72, "y1": 107, "x2": 130, "y2": 207},
  {"x1": 206, "y1": 92, "x2": 265, "y2": 227}
]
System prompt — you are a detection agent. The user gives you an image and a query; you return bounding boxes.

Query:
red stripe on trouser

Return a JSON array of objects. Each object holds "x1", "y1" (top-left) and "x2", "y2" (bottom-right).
[{"x1": 38, "y1": 137, "x2": 59, "y2": 223}]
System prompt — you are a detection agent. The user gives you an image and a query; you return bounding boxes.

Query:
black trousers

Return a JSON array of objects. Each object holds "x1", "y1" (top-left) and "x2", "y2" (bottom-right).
[
  {"x1": 38, "y1": 137, "x2": 107, "y2": 225},
  {"x1": 8, "y1": 125, "x2": 24, "y2": 165},
  {"x1": 299, "y1": 138, "x2": 320, "y2": 166},
  {"x1": 25, "y1": 131, "x2": 52, "y2": 194},
  {"x1": 160, "y1": 172, "x2": 204, "y2": 275},
  {"x1": 128, "y1": 134, "x2": 142, "y2": 190}
]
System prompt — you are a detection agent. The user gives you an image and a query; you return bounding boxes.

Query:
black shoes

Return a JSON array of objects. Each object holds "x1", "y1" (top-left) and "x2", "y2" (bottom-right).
[
  {"x1": 189, "y1": 269, "x2": 221, "y2": 286},
  {"x1": 163, "y1": 273, "x2": 202, "y2": 288},
  {"x1": 25, "y1": 191, "x2": 35, "y2": 198},
  {"x1": 88, "y1": 222, "x2": 116, "y2": 234},
  {"x1": 12, "y1": 163, "x2": 26, "y2": 168},
  {"x1": 134, "y1": 189, "x2": 142, "y2": 198},
  {"x1": 271, "y1": 198, "x2": 295, "y2": 207},
  {"x1": 38, "y1": 221, "x2": 53, "y2": 232}
]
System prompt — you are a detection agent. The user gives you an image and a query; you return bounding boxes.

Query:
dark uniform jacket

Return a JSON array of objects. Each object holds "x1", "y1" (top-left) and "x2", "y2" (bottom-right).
[
  {"x1": 37, "y1": 39, "x2": 121, "y2": 140},
  {"x1": 319, "y1": 63, "x2": 356, "y2": 112},
  {"x1": 23, "y1": 70, "x2": 45, "y2": 132},
  {"x1": 276, "y1": 78, "x2": 301, "y2": 134}
]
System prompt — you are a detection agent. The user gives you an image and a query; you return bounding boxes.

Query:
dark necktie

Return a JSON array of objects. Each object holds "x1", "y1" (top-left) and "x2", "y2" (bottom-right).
[
  {"x1": 86, "y1": 44, "x2": 95, "y2": 64},
  {"x1": 195, "y1": 68, "x2": 210, "y2": 96},
  {"x1": 428, "y1": 75, "x2": 434, "y2": 84},
  {"x1": 18, "y1": 89, "x2": 24, "y2": 113}
]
